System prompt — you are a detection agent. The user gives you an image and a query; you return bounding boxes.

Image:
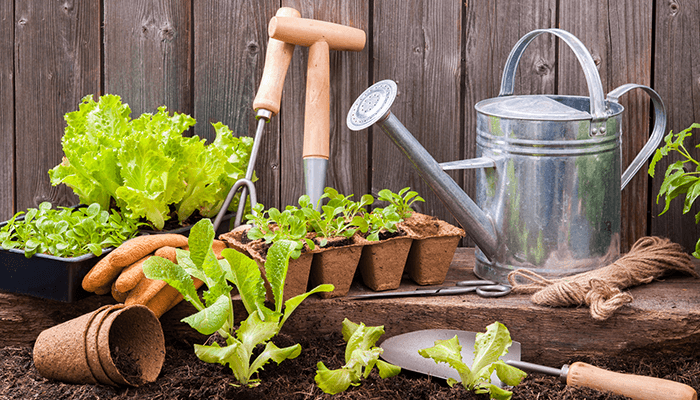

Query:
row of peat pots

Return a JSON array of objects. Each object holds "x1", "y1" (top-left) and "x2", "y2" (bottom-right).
[{"x1": 221, "y1": 213, "x2": 465, "y2": 300}]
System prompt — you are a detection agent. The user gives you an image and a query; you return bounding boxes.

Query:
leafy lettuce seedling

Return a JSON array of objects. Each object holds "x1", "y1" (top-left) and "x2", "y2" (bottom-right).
[
  {"x1": 418, "y1": 321, "x2": 526, "y2": 400},
  {"x1": 363, "y1": 205, "x2": 402, "y2": 242},
  {"x1": 648, "y1": 123, "x2": 700, "y2": 257},
  {"x1": 142, "y1": 218, "x2": 333, "y2": 386},
  {"x1": 315, "y1": 318, "x2": 401, "y2": 395}
]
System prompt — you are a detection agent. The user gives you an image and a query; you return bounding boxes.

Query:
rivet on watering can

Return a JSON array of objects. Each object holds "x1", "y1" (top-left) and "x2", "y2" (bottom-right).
[{"x1": 600, "y1": 127, "x2": 606, "y2": 134}]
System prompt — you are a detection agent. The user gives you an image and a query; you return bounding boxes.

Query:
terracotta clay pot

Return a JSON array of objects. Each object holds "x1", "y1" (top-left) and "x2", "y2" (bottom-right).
[
  {"x1": 356, "y1": 231, "x2": 413, "y2": 291},
  {"x1": 400, "y1": 213, "x2": 465, "y2": 285},
  {"x1": 33, "y1": 304, "x2": 165, "y2": 387},
  {"x1": 308, "y1": 236, "x2": 364, "y2": 299}
]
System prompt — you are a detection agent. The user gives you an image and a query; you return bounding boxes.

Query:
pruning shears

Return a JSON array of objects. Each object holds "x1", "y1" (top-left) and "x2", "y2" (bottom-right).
[{"x1": 349, "y1": 280, "x2": 511, "y2": 300}]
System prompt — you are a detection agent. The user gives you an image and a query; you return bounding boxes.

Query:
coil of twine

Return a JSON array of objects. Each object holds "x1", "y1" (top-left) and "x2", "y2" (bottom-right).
[{"x1": 507, "y1": 237, "x2": 698, "y2": 320}]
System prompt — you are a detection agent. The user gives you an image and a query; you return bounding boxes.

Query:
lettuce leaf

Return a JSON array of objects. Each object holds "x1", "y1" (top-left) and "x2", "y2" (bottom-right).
[
  {"x1": 50, "y1": 95, "x2": 253, "y2": 230},
  {"x1": 49, "y1": 94, "x2": 128, "y2": 210},
  {"x1": 144, "y1": 219, "x2": 331, "y2": 386},
  {"x1": 315, "y1": 319, "x2": 400, "y2": 394},
  {"x1": 418, "y1": 322, "x2": 526, "y2": 400}
]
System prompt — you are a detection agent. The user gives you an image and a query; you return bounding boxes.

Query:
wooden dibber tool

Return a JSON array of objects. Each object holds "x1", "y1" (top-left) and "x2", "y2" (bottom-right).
[{"x1": 268, "y1": 16, "x2": 366, "y2": 209}]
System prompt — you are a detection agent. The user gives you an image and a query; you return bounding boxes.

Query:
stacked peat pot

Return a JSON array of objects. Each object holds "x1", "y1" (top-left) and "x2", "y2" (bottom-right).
[
  {"x1": 33, "y1": 304, "x2": 165, "y2": 386},
  {"x1": 220, "y1": 188, "x2": 465, "y2": 299}
]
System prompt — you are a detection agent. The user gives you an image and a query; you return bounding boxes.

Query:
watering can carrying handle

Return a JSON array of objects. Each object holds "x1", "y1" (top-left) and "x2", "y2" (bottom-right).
[
  {"x1": 607, "y1": 83, "x2": 667, "y2": 190},
  {"x1": 500, "y1": 29, "x2": 667, "y2": 190},
  {"x1": 499, "y1": 29, "x2": 608, "y2": 125}
]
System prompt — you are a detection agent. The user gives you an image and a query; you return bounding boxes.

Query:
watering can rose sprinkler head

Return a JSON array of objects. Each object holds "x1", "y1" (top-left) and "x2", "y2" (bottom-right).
[{"x1": 346, "y1": 80, "x2": 500, "y2": 261}]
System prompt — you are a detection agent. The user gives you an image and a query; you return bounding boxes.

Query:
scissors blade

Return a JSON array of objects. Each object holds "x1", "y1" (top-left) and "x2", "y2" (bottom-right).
[{"x1": 348, "y1": 286, "x2": 479, "y2": 300}]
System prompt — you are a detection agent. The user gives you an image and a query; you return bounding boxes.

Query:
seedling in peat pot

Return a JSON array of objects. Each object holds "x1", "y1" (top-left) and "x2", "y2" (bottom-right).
[
  {"x1": 245, "y1": 203, "x2": 315, "y2": 258},
  {"x1": 298, "y1": 188, "x2": 373, "y2": 247},
  {"x1": 363, "y1": 205, "x2": 402, "y2": 242},
  {"x1": 377, "y1": 187, "x2": 424, "y2": 219}
]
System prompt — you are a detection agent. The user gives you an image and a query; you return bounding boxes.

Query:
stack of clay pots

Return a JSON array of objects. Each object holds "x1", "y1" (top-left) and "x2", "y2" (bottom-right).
[
  {"x1": 33, "y1": 304, "x2": 165, "y2": 386},
  {"x1": 220, "y1": 212, "x2": 465, "y2": 299}
]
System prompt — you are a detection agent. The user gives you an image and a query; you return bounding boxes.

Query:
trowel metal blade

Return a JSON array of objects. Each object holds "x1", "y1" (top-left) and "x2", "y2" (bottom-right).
[{"x1": 379, "y1": 329, "x2": 521, "y2": 387}]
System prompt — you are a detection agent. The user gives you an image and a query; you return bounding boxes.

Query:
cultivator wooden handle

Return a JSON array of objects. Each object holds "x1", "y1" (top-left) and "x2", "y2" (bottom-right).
[
  {"x1": 252, "y1": 7, "x2": 301, "y2": 116},
  {"x1": 567, "y1": 361, "x2": 697, "y2": 400}
]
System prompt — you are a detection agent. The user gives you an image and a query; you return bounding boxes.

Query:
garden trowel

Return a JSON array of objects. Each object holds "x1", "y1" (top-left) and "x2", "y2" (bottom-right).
[{"x1": 380, "y1": 329, "x2": 697, "y2": 400}]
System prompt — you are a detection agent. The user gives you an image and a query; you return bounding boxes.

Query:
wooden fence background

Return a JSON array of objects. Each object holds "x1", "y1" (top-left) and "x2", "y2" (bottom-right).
[{"x1": 1, "y1": 1, "x2": 699, "y2": 253}]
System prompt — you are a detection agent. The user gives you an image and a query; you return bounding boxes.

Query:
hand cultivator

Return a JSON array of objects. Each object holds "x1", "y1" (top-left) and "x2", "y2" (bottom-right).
[{"x1": 214, "y1": 9, "x2": 366, "y2": 233}]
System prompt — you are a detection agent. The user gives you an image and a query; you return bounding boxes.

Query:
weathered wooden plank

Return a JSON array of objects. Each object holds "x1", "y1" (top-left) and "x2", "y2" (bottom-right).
[
  {"x1": 103, "y1": 0, "x2": 192, "y2": 118},
  {"x1": 193, "y1": 0, "x2": 280, "y2": 208},
  {"x1": 14, "y1": 1, "x2": 100, "y2": 212},
  {"x1": 559, "y1": 0, "x2": 654, "y2": 253},
  {"x1": 2, "y1": 248, "x2": 698, "y2": 369},
  {"x1": 371, "y1": 0, "x2": 461, "y2": 226},
  {"x1": 281, "y1": 248, "x2": 700, "y2": 367},
  {"x1": 462, "y1": 0, "x2": 557, "y2": 246},
  {"x1": 652, "y1": 0, "x2": 700, "y2": 254},
  {"x1": 607, "y1": 1, "x2": 654, "y2": 253},
  {"x1": 0, "y1": 3, "x2": 14, "y2": 221},
  {"x1": 277, "y1": 0, "x2": 369, "y2": 209}
]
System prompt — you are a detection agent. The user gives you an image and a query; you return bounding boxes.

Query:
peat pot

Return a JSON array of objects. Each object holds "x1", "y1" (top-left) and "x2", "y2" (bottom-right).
[
  {"x1": 347, "y1": 29, "x2": 666, "y2": 284},
  {"x1": 219, "y1": 225, "x2": 313, "y2": 302}
]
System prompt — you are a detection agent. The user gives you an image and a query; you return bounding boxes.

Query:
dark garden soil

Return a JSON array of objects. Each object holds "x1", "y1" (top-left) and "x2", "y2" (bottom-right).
[{"x1": 1, "y1": 330, "x2": 698, "y2": 400}]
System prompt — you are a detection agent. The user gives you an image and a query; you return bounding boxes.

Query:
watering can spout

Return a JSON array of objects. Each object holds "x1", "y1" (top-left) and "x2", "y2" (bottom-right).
[{"x1": 347, "y1": 80, "x2": 499, "y2": 260}]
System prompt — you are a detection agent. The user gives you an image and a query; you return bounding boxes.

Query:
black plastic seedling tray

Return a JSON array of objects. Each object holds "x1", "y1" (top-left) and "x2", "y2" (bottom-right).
[
  {"x1": 0, "y1": 211, "x2": 233, "y2": 302},
  {"x1": 0, "y1": 246, "x2": 110, "y2": 302}
]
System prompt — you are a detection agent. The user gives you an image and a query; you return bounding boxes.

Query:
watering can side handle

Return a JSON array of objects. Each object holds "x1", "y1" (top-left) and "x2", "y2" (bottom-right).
[
  {"x1": 499, "y1": 29, "x2": 607, "y2": 123},
  {"x1": 607, "y1": 84, "x2": 667, "y2": 191}
]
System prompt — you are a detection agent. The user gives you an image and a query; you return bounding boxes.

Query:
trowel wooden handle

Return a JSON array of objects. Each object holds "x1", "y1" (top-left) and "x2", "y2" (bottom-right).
[
  {"x1": 303, "y1": 40, "x2": 330, "y2": 160},
  {"x1": 252, "y1": 7, "x2": 301, "y2": 115},
  {"x1": 269, "y1": 16, "x2": 365, "y2": 51},
  {"x1": 567, "y1": 362, "x2": 697, "y2": 400}
]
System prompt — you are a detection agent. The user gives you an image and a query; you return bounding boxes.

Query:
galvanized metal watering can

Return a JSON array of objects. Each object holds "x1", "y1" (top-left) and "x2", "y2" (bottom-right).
[{"x1": 347, "y1": 29, "x2": 666, "y2": 284}]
